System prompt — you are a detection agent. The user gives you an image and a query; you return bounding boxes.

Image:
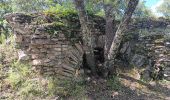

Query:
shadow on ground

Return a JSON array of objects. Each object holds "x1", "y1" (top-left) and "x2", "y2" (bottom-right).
[{"x1": 84, "y1": 74, "x2": 170, "y2": 100}]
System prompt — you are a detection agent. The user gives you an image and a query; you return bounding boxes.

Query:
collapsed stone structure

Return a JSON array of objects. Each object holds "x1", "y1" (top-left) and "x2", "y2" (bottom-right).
[{"x1": 5, "y1": 13, "x2": 170, "y2": 80}]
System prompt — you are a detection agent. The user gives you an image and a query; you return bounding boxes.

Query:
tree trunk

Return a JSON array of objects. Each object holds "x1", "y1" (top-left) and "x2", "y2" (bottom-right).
[
  {"x1": 104, "y1": 3, "x2": 116, "y2": 60},
  {"x1": 105, "y1": 0, "x2": 139, "y2": 74},
  {"x1": 74, "y1": 0, "x2": 97, "y2": 75}
]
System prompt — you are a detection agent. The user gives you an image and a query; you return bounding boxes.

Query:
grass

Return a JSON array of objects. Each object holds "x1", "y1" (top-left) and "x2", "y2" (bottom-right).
[
  {"x1": 107, "y1": 76, "x2": 122, "y2": 91},
  {"x1": 2, "y1": 61, "x2": 87, "y2": 99},
  {"x1": 2, "y1": 60, "x2": 87, "y2": 99},
  {"x1": 0, "y1": 33, "x2": 6, "y2": 44},
  {"x1": 1, "y1": 18, "x2": 84, "y2": 99},
  {"x1": 0, "y1": 34, "x2": 87, "y2": 99},
  {"x1": 48, "y1": 78, "x2": 86, "y2": 99}
]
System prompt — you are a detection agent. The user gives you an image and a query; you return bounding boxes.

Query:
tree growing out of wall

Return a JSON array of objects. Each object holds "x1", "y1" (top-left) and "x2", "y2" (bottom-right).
[{"x1": 74, "y1": 0, "x2": 139, "y2": 76}]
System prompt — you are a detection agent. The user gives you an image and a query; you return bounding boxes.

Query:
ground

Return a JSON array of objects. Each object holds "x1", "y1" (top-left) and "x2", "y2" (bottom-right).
[
  {"x1": 0, "y1": 56, "x2": 170, "y2": 100},
  {"x1": 70, "y1": 73, "x2": 169, "y2": 100},
  {"x1": 0, "y1": 72, "x2": 170, "y2": 100}
]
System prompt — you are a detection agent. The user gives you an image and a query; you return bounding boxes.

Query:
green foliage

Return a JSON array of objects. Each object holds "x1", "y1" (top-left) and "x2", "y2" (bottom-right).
[
  {"x1": 44, "y1": 22, "x2": 66, "y2": 36},
  {"x1": 3, "y1": 60, "x2": 48, "y2": 99},
  {"x1": 85, "y1": 0, "x2": 103, "y2": 15},
  {"x1": 134, "y1": 1, "x2": 154, "y2": 18},
  {"x1": 18, "y1": 79, "x2": 46, "y2": 99},
  {"x1": 45, "y1": 2, "x2": 76, "y2": 17},
  {"x1": 11, "y1": 0, "x2": 49, "y2": 12},
  {"x1": 0, "y1": 34, "x2": 17, "y2": 65},
  {"x1": 6, "y1": 62, "x2": 31, "y2": 89},
  {"x1": 48, "y1": 78, "x2": 86, "y2": 98},
  {"x1": 107, "y1": 76, "x2": 122, "y2": 91},
  {"x1": 0, "y1": 33, "x2": 6, "y2": 44},
  {"x1": 43, "y1": 10, "x2": 81, "y2": 42},
  {"x1": 7, "y1": 68, "x2": 24, "y2": 89},
  {"x1": 11, "y1": 61, "x2": 31, "y2": 77},
  {"x1": 86, "y1": 0, "x2": 127, "y2": 19},
  {"x1": 0, "y1": 37, "x2": 86, "y2": 98},
  {"x1": 0, "y1": 0, "x2": 13, "y2": 37},
  {"x1": 157, "y1": 0, "x2": 170, "y2": 18}
]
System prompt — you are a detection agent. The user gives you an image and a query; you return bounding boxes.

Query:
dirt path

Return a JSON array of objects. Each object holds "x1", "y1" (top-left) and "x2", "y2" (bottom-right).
[
  {"x1": 84, "y1": 74, "x2": 170, "y2": 100},
  {"x1": 0, "y1": 71, "x2": 170, "y2": 100}
]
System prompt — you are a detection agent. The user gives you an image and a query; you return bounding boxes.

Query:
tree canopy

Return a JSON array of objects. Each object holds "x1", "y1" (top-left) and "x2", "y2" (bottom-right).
[{"x1": 157, "y1": 0, "x2": 170, "y2": 18}]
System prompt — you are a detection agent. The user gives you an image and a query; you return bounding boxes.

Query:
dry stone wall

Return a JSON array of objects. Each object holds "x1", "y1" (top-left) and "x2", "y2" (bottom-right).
[
  {"x1": 5, "y1": 13, "x2": 84, "y2": 79},
  {"x1": 5, "y1": 13, "x2": 170, "y2": 80},
  {"x1": 139, "y1": 33, "x2": 170, "y2": 80},
  {"x1": 122, "y1": 27, "x2": 170, "y2": 80},
  {"x1": 113, "y1": 21, "x2": 170, "y2": 81}
]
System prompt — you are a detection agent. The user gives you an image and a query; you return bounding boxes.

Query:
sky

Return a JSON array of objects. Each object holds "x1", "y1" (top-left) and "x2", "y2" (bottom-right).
[
  {"x1": 144, "y1": 0, "x2": 164, "y2": 17},
  {"x1": 145, "y1": 0, "x2": 160, "y2": 7}
]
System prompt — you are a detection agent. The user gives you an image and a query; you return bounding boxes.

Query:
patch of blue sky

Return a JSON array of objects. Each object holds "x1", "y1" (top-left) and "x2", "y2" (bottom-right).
[{"x1": 143, "y1": 0, "x2": 164, "y2": 17}]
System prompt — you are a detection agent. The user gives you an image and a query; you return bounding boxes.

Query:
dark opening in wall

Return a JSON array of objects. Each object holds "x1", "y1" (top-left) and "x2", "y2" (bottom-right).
[{"x1": 82, "y1": 47, "x2": 105, "y2": 76}]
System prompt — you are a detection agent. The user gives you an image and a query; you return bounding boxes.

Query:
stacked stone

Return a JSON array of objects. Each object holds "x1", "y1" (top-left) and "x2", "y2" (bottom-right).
[
  {"x1": 5, "y1": 13, "x2": 170, "y2": 80},
  {"x1": 164, "y1": 41, "x2": 170, "y2": 80},
  {"x1": 164, "y1": 25, "x2": 170, "y2": 80},
  {"x1": 5, "y1": 13, "x2": 36, "y2": 61},
  {"x1": 30, "y1": 25, "x2": 65, "y2": 74},
  {"x1": 141, "y1": 32, "x2": 170, "y2": 80},
  {"x1": 29, "y1": 25, "x2": 84, "y2": 78},
  {"x1": 5, "y1": 13, "x2": 84, "y2": 79}
]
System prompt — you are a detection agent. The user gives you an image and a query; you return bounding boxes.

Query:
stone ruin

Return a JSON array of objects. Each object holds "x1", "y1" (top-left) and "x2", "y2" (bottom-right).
[
  {"x1": 4, "y1": 13, "x2": 85, "y2": 79},
  {"x1": 5, "y1": 13, "x2": 170, "y2": 80}
]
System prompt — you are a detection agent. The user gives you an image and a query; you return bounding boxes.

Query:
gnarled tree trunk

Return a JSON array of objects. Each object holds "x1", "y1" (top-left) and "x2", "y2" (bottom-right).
[
  {"x1": 105, "y1": 0, "x2": 139, "y2": 75},
  {"x1": 74, "y1": 0, "x2": 97, "y2": 75}
]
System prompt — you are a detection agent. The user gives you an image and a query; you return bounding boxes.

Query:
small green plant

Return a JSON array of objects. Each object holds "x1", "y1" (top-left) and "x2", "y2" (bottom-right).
[
  {"x1": 107, "y1": 76, "x2": 122, "y2": 91},
  {"x1": 0, "y1": 34, "x2": 17, "y2": 65},
  {"x1": 6, "y1": 62, "x2": 31, "y2": 88},
  {"x1": 48, "y1": 78, "x2": 86, "y2": 99},
  {"x1": 0, "y1": 34, "x2": 50, "y2": 99},
  {"x1": 0, "y1": 33, "x2": 6, "y2": 44},
  {"x1": 44, "y1": 3, "x2": 76, "y2": 18},
  {"x1": 7, "y1": 68, "x2": 24, "y2": 89},
  {"x1": 10, "y1": 61, "x2": 32, "y2": 77},
  {"x1": 18, "y1": 79, "x2": 46, "y2": 99}
]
